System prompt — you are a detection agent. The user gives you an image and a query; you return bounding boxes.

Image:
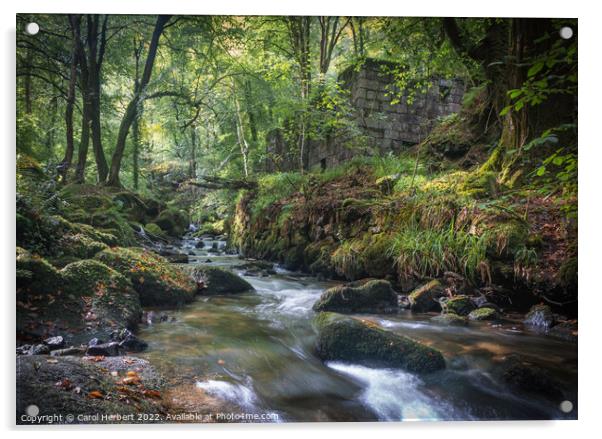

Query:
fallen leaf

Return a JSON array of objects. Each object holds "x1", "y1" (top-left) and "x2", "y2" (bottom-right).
[
  {"x1": 142, "y1": 389, "x2": 161, "y2": 399},
  {"x1": 88, "y1": 390, "x2": 104, "y2": 399}
]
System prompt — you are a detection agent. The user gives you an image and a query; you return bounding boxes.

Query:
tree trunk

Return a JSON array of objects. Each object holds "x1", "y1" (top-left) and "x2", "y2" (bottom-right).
[
  {"x1": 189, "y1": 125, "x2": 197, "y2": 179},
  {"x1": 87, "y1": 15, "x2": 110, "y2": 183},
  {"x1": 74, "y1": 101, "x2": 91, "y2": 183},
  {"x1": 106, "y1": 15, "x2": 171, "y2": 187},
  {"x1": 58, "y1": 26, "x2": 78, "y2": 183},
  {"x1": 234, "y1": 95, "x2": 250, "y2": 178}
]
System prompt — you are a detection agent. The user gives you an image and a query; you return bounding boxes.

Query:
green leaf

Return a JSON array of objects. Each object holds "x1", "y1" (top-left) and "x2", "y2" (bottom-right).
[{"x1": 528, "y1": 61, "x2": 545, "y2": 78}]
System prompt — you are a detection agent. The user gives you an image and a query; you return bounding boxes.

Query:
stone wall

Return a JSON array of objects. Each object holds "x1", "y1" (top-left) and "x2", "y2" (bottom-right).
[{"x1": 266, "y1": 59, "x2": 465, "y2": 172}]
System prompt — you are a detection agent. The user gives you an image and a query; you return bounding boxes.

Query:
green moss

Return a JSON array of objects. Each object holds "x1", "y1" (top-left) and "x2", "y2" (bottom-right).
[
  {"x1": 16, "y1": 247, "x2": 62, "y2": 296},
  {"x1": 95, "y1": 247, "x2": 196, "y2": 306},
  {"x1": 314, "y1": 313, "x2": 445, "y2": 373},
  {"x1": 468, "y1": 307, "x2": 500, "y2": 321},
  {"x1": 408, "y1": 279, "x2": 443, "y2": 312},
  {"x1": 155, "y1": 208, "x2": 188, "y2": 237},
  {"x1": 61, "y1": 260, "x2": 141, "y2": 329},
  {"x1": 58, "y1": 233, "x2": 108, "y2": 259},
  {"x1": 312, "y1": 280, "x2": 398, "y2": 313},
  {"x1": 144, "y1": 223, "x2": 167, "y2": 239},
  {"x1": 444, "y1": 295, "x2": 476, "y2": 316},
  {"x1": 559, "y1": 257, "x2": 577, "y2": 290},
  {"x1": 431, "y1": 313, "x2": 468, "y2": 326},
  {"x1": 331, "y1": 240, "x2": 365, "y2": 280}
]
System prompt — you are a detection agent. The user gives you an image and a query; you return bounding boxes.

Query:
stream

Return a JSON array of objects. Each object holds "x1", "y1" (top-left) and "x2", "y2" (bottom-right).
[{"x1": 138, "y1": 235, "x2": 578, "y2": 422}]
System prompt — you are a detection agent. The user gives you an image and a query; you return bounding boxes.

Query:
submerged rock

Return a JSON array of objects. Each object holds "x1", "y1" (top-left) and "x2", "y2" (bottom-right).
[
  {"x1": 548, "y1": 320, "x2": 578, "y2": 342},
  {"x1": 444, "y1": 295, "x2": 476, "y2": 316},
  {"x1": 431, "y1": 313, "x2": 468, "y2": 326},
  {"x1": 498, "y1": 354, "x2": 564, "y2": 400},
  {"x1": 95, "y1": 247, "x2": 196, "y2": 306},
  {"x1": 524, "y1": 304, "x2": 555, "y2": 329},
  {"x1": 312, "y1": 280, "x2": 398, "y2": 313},
  {"x1": 193, "y1": 266, "x2": 255, "y2": 295},
  {"x1": 408, "y1": 280, "x2": 444, "y2": 312},
  {"x1": 313, "y1": 312, "x2": 445, "y2": 373},
  {"x1": 468, "y1": 307, "x2": 500, "y2": 321}
]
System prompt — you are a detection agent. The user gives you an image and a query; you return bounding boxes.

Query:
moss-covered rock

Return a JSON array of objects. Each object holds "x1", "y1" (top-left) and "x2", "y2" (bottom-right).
[
  {"x1": 431, "y1": 313, "x2": 468, "y2": 326},
  {"x1": 444, "y1": 295, "x2": 476, "y2": 316},
  {"x1": 95, "y1": 247, "x2": 196, "y2": 306},
  {"x1": 57, "y1": 234, "x2": 109, "y2": 259},
  {"x1": 61, "y1": 260, "x2": 141, "y2": 330},
  {"x1": 144, "y1": 223, "x2": 167, "y2": 240},
  {"x1": 192, "y1": 266, "x2": 255, "y2": 295},
  {"x1": 314, "y1": 312, "x2": 445, "y2": 373},
  {"x1": 155, "y1": 208, "x2": 188, "y2": 237},
  {"x1": 408, "y1": 280, "x2": 444, "y2": 313},
  {"x1": 52, "y1": 215, "x2": 119, "y2": 246},
  {"x1": 468, "y1": 307, "x2": 500, "y2": 321},
  {"x1": 16, "y1": 355, "x2": 163, "y2": 424},
  {"x1": 16, "y1": 247, "x2": 63, "y2": 296},
  {"x1": 312, "y1": 280, "x2": 398, "y2": 313}
]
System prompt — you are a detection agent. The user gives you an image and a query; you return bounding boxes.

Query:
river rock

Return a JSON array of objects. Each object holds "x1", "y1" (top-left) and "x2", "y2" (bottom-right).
[
  {"x1": 193, "y1": 266, "x2": 255, "y2": 295},
  {"x1": 111, "y1": 328, "x2": 148, "y2": 352},
  {"x1": 444, "y1": 295, "x2": 476, "y2": 316},
  {"x1": 16, "y1": 355, "x2": 163, "y2": 424},
  {"x1": 195, "y1": 240, "x2": 205, "y2": 248},
  {"x1": 431, "y1": 313, "x2": 468, "y2": 326},
  {"x1": 314, "y1": 312, "x2": 445, "y2": 373},
  {"x1": 29, "y1": 344, "x2": 50, "y2": 355},
  {"x1": 498, "y1": 354, "x2": 564, "y2": 400},
  {"x1": 95, "y1": 247, "x2": 196, "y2": 306},
  {"x1": 548, "y1": 320, "x2": 578, "y2": 342},
  {"x1": 43, "y1": 336, "x2": 65, "y2": 350},
  {"x1": 312, "y1": 280, "x2": 398, "y2": 313},
  {"x1": 408, "y1": 280, "x2": 444, "y2": 312},
  {"x1": 468, "y1": 307, "x2": 500, "y2": 321},
  {"x1": 50, "y1": 346, "x2": 86, "y2": 356},
  {"x1": 86, "y1": 342, "x2": 121, "y2": 357},
  {"x1": 524, "y1": 304, "x2": 555, "y2": 328}
]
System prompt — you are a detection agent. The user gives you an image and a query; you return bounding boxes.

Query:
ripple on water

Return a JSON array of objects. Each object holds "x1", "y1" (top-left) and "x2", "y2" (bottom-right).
[
  {"x1": 196, "y1": 378, "x2": 258, "y2": 410},
  {"x1": 327, "y1": 362, "x2": 459, "y2": 421}
]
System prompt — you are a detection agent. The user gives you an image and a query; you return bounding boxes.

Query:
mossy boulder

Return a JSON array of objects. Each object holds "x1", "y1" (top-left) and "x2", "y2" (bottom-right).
[
  {"x1": 17, "y1": 254, "x2": 142, "y2": 340},
  {"x1": 468, "y1": 307, "x2": 500, "y2": 321},
  {"x1": 192, "y1": 266, "x2": 255, "y2": 295},
  {"x1": 57, "y1": 233, "x2": 109, "y2": 259},
  {"x1": 444, "y1": 295, "x2": 476, "y2": 316},
  {"x1": 524, "y1": 304, "x2": 555, "y2": 329},
  {"x1": 144, "y1": 223, "x2": 167, "y2": 240},
  {"x1": 61, "y1": 260, "x2": 142, "y2": 330},
  {"x1": 52, "y1": 215, "x2": 119, "y2": 246},
  {"x1": 155, "y1": 208, "x2": 188, "y2": 237},
  {"x1": 16, "y1": 247, "x2": 63, "y2": 296},
  {"x1": 312, "y1": 280, "x2": 398, "y2": 313},
  {"x1": 314, "y1": 313, "x2": 445, "y2": 373},
  {"x1": 408, "y1": 280, "x2": 444, "y2": 313},
  {"x1": 95, "y1": 247, "x2": 196, "y2": 306},
  {"x1": 431, "y1": 313, "x2": 468, "y2": 326}
]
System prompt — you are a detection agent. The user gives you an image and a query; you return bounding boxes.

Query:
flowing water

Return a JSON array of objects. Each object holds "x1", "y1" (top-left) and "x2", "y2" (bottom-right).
[{"x1": 139, "y1": 236, "x2": 578, "y2": 422}]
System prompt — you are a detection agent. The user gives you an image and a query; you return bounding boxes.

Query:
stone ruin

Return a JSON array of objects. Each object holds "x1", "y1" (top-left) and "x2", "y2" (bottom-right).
[{"x1": 266, "y1": 58, "x2": 465, "y2": 172}]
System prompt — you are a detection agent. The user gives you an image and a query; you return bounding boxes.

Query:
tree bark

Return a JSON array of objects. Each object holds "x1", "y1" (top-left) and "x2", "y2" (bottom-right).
[
  {"x1": 107, "y1": 15, "x2": 171, "y2": 187},
  {"x1": 58, "y1": 18, "x2": 79, "y2": 183},
  {"x1": 87, "y1": 15, "x2": 110, "y2": 183}
]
